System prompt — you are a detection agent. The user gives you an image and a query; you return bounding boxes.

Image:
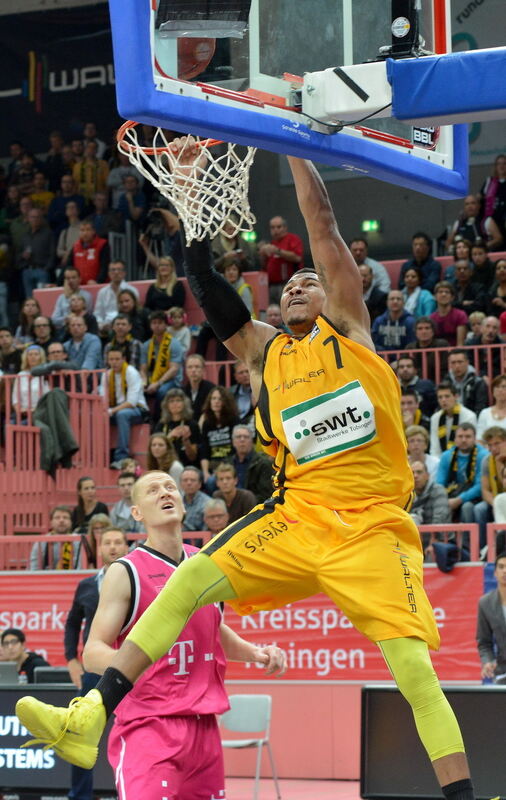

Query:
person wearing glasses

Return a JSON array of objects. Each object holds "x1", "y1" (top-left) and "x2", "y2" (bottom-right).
[
  {"x1": 1, "y1": 628, "x2": 49, "y2": 683},
  {"x1": 30, "y1": 340, "x2": 79, "y2": 391},
  {"x1": 31, "y1": 315, "x2": 58, "y2": 354}
]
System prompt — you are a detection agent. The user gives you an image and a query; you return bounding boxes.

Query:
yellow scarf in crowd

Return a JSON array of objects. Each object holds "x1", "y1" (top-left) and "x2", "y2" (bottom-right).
[
  {"x1": 438, "y1": 404, "x2": 461, "y2": 451},
  {"x1": 489, "y1": 456, "x2": 504, "y2": 498},
  {"x1": 109, "y1": 362, "x2": 128, "y2": 407},
  {"x1": 147, "y1": 332, "x2": 172, "y2": 383},
  {"x1": 58, "y1": 541, "x2": 73, "y2": 570}
]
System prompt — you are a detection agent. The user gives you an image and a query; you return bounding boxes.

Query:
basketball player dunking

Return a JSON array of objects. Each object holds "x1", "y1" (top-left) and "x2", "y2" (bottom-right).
[{"x1": 17, "y1": 142, "x2": 489, "y2": 800}]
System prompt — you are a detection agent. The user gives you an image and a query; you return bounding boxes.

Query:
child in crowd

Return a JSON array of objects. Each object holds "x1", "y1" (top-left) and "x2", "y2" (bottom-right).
[
  {"x1": 167, "y1": 306, "x2": 191, "y2": 356},
  {"x1": 119, "y1": 457, "x2": 142, "y2": 478}
]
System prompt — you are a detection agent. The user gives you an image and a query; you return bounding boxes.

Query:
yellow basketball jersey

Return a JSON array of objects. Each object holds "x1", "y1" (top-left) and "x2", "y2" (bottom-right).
[{"x1": 255, "y1": 315, "x2": 413, "y2": 510}]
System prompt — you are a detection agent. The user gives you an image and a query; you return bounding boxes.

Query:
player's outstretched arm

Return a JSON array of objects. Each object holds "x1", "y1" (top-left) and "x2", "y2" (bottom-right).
[
  {"x1": 220, "y1": 623, "x2": 287, "y2": 676},
  {"x1": 287, "y1": 157, "x2": 372, "y2": 347},
  {"x1": 82, "y1": 563, "x2": 132, "y2": 675}
]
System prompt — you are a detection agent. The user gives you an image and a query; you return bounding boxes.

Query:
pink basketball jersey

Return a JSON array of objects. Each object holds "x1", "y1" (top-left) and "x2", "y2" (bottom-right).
[{"x1": 113, "y1": 543, "x2": 229, "y2": 723}]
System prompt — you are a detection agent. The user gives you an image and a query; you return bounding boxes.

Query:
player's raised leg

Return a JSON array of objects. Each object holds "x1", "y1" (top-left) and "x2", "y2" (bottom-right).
[{"x1": 16, "y1": 552, "x2": 237, "y2": 767}]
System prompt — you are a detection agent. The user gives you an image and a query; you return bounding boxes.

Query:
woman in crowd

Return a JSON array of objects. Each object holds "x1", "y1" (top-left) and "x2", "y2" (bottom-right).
[
  {"x1": 199, "y1": 385, "x2": 240, "y2": 488},
  {"x1": 443, "y1": 237, "x2": 472, "y2": 281},
  {"x1": 405, "y1": 424, "x2": 439, "y2": 481},
  {"x1": 153, "y1": 387, "x2": 202, "y2": 468},
  {"x1": 82, "y1": 513, "x2": 112, "y2": 568},
  {"x1": 71, "y1": 476, "x2": 109, "y2": 534},
  {"x1": 146, "y1": 433, "x2": 184, "y2": 488},
  {"x1": 11, "y1": 345, "x2": 49, "y2": 418},
  {"x1": 401, "y1": 267, "x2": 436, "y2": 318},
  {"x1": 14, "y1": 297, "x2": 41, "y2": 347},
  {"x1": 476, "y1": 374, "x2": 506, "y2": 441},
  {"x1": 117, "y1": 288, "x2": 151, "y2": 341},
  {"x1": 143, "y1": 256, "x2": 185, "y2": 312},
  {"x1": 487, "y1": 259, "x2": 506, "y2": 317},
  {"x1": 223, "y1": 260, "x2": 256, "y2": 318}
]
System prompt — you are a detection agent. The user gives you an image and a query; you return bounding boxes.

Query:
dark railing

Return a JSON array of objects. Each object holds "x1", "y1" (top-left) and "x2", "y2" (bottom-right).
[{"x1": 379, "y1": 342, "x2": 506, "y2": 389}]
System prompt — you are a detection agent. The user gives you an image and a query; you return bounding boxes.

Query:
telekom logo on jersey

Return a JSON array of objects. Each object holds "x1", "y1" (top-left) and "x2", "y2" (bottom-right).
[{"x1": 166, "y1": 640, "x2": 215, "y2": 676}]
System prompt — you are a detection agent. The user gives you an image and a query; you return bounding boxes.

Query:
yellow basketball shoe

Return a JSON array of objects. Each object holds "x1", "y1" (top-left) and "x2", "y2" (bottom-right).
[{"x1": 16, "y1": 689, "x2": 106, "y2": 769}]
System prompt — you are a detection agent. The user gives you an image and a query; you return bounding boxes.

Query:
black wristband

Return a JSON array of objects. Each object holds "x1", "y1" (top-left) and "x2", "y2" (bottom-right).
[
  {"x1": 182, "y1": 234, "x2": 251, "y2": 341},
  {"x1": 95, "y1": 667, "x2": 133, "y2": 718}
]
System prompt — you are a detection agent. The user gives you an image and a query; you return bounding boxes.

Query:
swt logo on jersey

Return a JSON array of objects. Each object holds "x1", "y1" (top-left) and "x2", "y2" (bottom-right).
[{"x1": 281, "y1": 380, "x2": 377, "y2": 464}]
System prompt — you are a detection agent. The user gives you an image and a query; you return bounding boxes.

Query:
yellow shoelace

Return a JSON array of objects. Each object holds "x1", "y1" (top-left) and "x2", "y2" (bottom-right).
[{"x1": 22, "y1": 696, "x2": 86, "y2": 751}]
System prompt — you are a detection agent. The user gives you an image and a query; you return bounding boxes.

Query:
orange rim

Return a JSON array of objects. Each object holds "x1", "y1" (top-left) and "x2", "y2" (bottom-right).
[{"x1": 117, "y1": 120, "x2": 222, "y2": 155}]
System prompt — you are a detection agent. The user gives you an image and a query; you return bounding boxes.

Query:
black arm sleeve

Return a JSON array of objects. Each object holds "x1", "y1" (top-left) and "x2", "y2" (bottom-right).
[{"x1": 181, "y1": 234, "x2": 251, "y2": 342}]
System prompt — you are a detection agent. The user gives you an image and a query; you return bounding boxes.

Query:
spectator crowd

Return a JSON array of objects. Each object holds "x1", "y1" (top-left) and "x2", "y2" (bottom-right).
[
  {"x1": 1, "y1": 126, "x2": 506, "y2": 711},
  {"x1": 1, "y1": 125, "x2": 506, "y2": 566}
]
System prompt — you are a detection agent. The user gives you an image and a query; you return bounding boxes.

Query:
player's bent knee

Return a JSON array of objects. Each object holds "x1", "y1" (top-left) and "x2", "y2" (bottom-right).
[{"x1": 378, "y1": 637, "x2": 437, "y2": 701}]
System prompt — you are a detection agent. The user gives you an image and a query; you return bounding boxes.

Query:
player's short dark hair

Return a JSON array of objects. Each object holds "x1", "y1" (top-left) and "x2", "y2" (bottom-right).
[
  {"x1": 495, "y1": 551, "x2": 506, "y2": 567},
  {"x1": 290, "y1": 266, "x2": 317, "y2": 278}
]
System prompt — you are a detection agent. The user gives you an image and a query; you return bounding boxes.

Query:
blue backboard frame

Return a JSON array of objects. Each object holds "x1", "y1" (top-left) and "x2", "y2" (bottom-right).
[{"x1": 108, "y1": 0, "x2": 469, "y2": 200}]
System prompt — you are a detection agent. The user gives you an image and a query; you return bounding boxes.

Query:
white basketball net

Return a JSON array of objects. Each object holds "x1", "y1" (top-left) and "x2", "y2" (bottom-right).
[{"x1": 117, "y1": 123, "x2": 257, "y2": 243}]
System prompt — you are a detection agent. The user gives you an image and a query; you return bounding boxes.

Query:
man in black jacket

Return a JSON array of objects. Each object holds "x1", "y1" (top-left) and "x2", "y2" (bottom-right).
[
  {"x1": 445, "y1": 349, "x2": 489, "y2": 416},
  {"x1": 64, "y1": 528, "x2": 129, "y2": 800}
]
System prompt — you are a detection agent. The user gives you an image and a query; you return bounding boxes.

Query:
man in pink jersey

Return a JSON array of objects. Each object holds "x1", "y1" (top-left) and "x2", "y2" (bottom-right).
[{"x1": 81, "y1": 470, "x2": 286, "y2": 800}]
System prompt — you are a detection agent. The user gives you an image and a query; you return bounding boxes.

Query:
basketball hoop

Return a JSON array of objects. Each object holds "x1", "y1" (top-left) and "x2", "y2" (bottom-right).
[{"x1": 117, "y1": 121, "x2": 257, "y2": 243}]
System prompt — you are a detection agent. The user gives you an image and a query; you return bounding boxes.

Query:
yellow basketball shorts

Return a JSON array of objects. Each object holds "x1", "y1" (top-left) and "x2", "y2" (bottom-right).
[{"x1": 202, "y1": 490, "x2": 440, "y2": 649}]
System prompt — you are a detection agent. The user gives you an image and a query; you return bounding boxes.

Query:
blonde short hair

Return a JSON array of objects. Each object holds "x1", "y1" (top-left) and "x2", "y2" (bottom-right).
[{"x1": 405, "y1": 425, "x2": 430, "y2": 445}]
